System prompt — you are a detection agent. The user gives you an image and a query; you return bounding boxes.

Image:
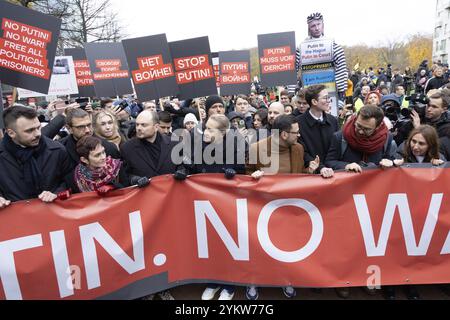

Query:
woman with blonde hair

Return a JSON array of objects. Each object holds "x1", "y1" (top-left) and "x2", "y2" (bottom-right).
[{"x1": 93, "y1": 109, "x2": 127, "y2": 150}]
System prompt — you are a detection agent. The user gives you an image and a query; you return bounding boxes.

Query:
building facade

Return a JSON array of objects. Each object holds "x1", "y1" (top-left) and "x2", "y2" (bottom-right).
[{"x1": 434, "y1": 0, "x2": 450, "y2": 64}]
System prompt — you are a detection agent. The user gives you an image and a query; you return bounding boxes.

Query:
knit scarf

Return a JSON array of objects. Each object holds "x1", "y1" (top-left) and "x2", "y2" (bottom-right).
[
  {"x1": 343, "y1": 115, "x2": 389, "y2": 161},
  {"x1": 98, "y1": 132, "x2": 122, "y2": 149},
  {"x1": 74, "y1": 156, "x2": 122, "y2": 192},
  {"x1": 2, "y1": 134, "x2": 44, "y2": 196}
]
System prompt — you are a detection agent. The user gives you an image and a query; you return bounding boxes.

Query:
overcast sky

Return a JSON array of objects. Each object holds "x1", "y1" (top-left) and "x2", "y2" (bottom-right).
[{"x1": 110, "y1": 0, "x2": 436, "y2": 51}]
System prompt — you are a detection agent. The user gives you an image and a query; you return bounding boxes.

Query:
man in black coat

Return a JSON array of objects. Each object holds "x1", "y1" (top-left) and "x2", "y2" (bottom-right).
[
  {"x1": 298, "y1": 84, "x2": 337, "y2": 177},
  {"x1": 59, "y1": 108, "x2": 120, "y2": 170},
  {"x1": 0, "y1": 106, "x2": 71, "y2": 208},
  {"x1": 120, "y1": 110, "x2": 180, "y2": 180},
  {"x1": 423, "y1": 92, "x2": 450, "y2": 138},
  {"x1": 325, "y1": 105, "x2": 397, "y2": 172}
]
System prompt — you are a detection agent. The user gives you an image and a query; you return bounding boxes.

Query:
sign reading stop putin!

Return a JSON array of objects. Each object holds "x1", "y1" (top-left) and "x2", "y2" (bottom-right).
[
  {"x1": 258, "y1": 31, "x2": 297, "y2": 87},
  {"x1": 219, "y1": 50, "x2": 251, "y2": 96},
  {"x1": 169, "y1": 37, "x2": 217, "y2": 100},
  {"x1": 85, "y1": 42, "x2": 133, "y2": 97},
  {"x1": 122, "y1": 34, "x2": 179, "y2": 101},
  {"x1": 0, "y1": 1, "x2": 61, "y2": 94}
]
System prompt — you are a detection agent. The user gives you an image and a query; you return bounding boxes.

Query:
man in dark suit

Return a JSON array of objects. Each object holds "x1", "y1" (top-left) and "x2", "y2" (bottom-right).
[{"x1": 120, "y1": 110, "x2": 180, "y2": 181}]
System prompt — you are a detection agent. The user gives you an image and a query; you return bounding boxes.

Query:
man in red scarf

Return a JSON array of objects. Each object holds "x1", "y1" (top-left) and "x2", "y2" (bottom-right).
[{"x1": 325, "y1": 105, "x2": 397, "y2": 173}]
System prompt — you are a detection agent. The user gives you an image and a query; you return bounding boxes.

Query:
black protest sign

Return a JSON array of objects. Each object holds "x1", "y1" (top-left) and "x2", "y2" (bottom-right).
[
  {"x1": 84, "y1": 42, "x2": 133, "y2": 97},
  {"x1": 169, "y1": 36, "x2": 217, "y2": 100},
  {"x1": 122, "y1": 34, "x2": 179, "y2": 101},
  {"x1": 219, "y1": 50, "x2": 251, "y2": 96},
  {"x1": 64, "y1": 48, "x2": 96, "y2": 97},
  {"x1": 257, "y1": 31, "x2": 297, "y2": 87},
  {"x1": 0, "y1": 1, "x2": 61, "y2": 94},
  {"x1": 0, "y1": 81, "x2": 3, "y2": 129}
]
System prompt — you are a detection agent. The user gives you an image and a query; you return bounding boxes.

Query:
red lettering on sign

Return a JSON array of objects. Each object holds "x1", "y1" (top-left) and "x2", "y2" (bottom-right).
[{"x1": 0, "y1": 18, "x2": 53, "y2": 79}]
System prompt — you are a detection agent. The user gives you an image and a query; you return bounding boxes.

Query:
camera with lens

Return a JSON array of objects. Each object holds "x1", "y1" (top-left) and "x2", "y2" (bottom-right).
[
  {"x1": 382, "y1": 101, "x2": 400, "y2": 123},
  {"x1": 113, "y1": 99, "x2": 129, "y2": 111},
  {"x1": 400, "y1": 93, "x2": 429, "y2": 119},
  {"x1": 75, "y1": 98, "x2": 90, "y2": 110}
]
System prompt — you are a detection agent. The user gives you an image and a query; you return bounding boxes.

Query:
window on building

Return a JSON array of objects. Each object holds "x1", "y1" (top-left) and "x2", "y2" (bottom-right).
[{"x1": 441, "y1": 39, "x2": 447, "y2": 51}]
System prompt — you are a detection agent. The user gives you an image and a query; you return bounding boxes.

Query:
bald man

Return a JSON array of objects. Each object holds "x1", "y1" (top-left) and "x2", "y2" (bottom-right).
[
  {"x1": 120, "y1": 110, "x2": 180, "y2": 179},
  {"x1": 267, "y1": 102, "x2": 286, "y2": 130}
]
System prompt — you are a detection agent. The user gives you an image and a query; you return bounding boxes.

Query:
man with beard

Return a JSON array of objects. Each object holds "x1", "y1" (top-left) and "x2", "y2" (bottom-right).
[{"x1": 0, "y1": 106, "x2": 71, "y2": 207}]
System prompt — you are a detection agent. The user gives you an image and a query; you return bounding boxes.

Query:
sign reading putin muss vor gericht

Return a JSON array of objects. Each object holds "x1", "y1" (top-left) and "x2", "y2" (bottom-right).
[{"x1": 0, "y1": 1, "x2": 61, "y2": 94}]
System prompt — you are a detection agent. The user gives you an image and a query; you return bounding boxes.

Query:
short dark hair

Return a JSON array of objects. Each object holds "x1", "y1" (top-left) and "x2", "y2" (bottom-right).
[
  {"x1": 394, "y1": 84, "x2": 404, "y2": 92},
  {"x1": 101, "y1": 99, "x2": 114, "y2": 108},
  {"x1": 430, "y1": 91, "x2": 450, "y2": 110},
  {"x1": 305, "y1": 84, "x2": 326, "y2": 106},
  {"x1": 358, "y1": 105, "x2": 385, "y2": 127},
  {"x1": 158, "y1": 111, "x2": 172, "y2": 123},
  {"x1": 273, "y1": 115, "x2": 297, "y2": 133},
  {"x1": 236, "y1": 94, "x2": 249, "y2": 103},
  {"x1": 76, "y1": 135, "x2": 102, "y2": 160},
  {"x1": 66, "y1": 108, "x2": 90, "y2": 127},
  {"x1": 3, "y1": 106, "x2": 37, "y2": 129},
  {"x1": 280, "y1": 90, "x2": 290, "y2": 97},
  {"x1": 254, "y1": 109, "x2": 268, "y2": 127}
]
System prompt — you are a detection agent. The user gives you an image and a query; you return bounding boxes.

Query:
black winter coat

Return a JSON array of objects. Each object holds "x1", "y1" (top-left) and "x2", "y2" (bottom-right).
[
  {"x1": 298, "y1": 111, "x2": 339, "y2": 168},
  {"x1": 120, "y1": 133, "x2": 180, "y2": 179},
  {"x1": 183, "y1": 130, "x2": 247, "y2": 175},
  {"x1": 0, "y1": 137, "x2": 72, "y2": 202},
  {"x1": 325, "y1": 131, "x2": 397, "y2": 170}
]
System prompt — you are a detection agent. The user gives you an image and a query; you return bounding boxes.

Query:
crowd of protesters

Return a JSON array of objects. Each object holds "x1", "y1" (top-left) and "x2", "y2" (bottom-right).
[
  {"x1": 1, "y1": 56, "x2": 449, "y2": 300},
  {"x1": 1, "y1": 6, "x2": 450, "y2": 298}
]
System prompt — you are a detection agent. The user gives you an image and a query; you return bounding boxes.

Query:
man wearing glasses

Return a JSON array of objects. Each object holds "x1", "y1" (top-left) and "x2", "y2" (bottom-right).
[
  {"x1": 298, "y1": 85, "x2": 338, "y2": 179},
  {"x1": 325, "y1": 105, "x2": 397, "y2": 174},
  {"x1": 245, "y1": 114, "x2": 331, "y2": 300},
  {"x1": 60, "y1": 108, "x2": 121, "y2": 171}
]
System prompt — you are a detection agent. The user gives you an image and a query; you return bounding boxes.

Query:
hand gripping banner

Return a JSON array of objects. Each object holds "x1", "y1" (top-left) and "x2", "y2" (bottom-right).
[{"x1": 0, "y1": 166, "x2": 449, "y2": 300}]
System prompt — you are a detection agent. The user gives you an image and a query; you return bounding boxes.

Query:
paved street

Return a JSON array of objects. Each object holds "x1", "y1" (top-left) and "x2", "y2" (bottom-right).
[{"x1": 169, "y1": 284, "x2": 450, "y2": 300}]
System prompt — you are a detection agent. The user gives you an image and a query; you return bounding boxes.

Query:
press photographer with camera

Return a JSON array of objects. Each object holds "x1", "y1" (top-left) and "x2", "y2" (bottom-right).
[{"x1": 381, "y1": 93, "x2": 428, "y2": 146}]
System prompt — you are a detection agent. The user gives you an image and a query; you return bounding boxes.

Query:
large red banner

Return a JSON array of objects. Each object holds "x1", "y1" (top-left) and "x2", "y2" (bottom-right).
[{"x1": 0, "y1": 167, "x2": 449, "y2": 300}]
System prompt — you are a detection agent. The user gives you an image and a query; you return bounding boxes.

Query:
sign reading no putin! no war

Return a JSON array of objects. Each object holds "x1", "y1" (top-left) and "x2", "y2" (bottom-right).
[
  {"x1": 122, "y1": 34, "x2": 179, "y2": 101},
  {"x1": 258, "y1": 31, "x2": 297, "y2": 88},
  {"x1": 64, "y1": 48, "x2": 96, "y2": 97},
  {"x1": 218, "y1": 50, "x2": 251, "y2": 96},
  {"x1": 84, "y1": 42, "x2": 133, "y2": 97},
  {"x1": 0, "y1": 1, "x2": 61, "y2": 94},
  {"x1": 169, "y1": 36, "x2": 217, "y2": 100}
]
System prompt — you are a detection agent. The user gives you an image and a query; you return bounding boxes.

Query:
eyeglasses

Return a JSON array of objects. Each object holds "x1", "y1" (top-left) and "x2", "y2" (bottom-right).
[
  {"x1": 72, "y1": 124, "x2": 92, "y2": 130},
  {"x1": 287, "y1": 131, "x2": 300, "y2": 136},
  {"x1": 355, "y1": 122, "x2": 375, "y2": 134},
  {"x1": 320, "y1": 96, "x2": 331, "y2": 101}
]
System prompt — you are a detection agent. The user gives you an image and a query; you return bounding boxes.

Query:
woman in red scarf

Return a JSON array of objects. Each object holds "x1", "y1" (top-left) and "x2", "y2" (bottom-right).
[{"x1": 72, "y1": 136, "x2": 130, "y2": 194}]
